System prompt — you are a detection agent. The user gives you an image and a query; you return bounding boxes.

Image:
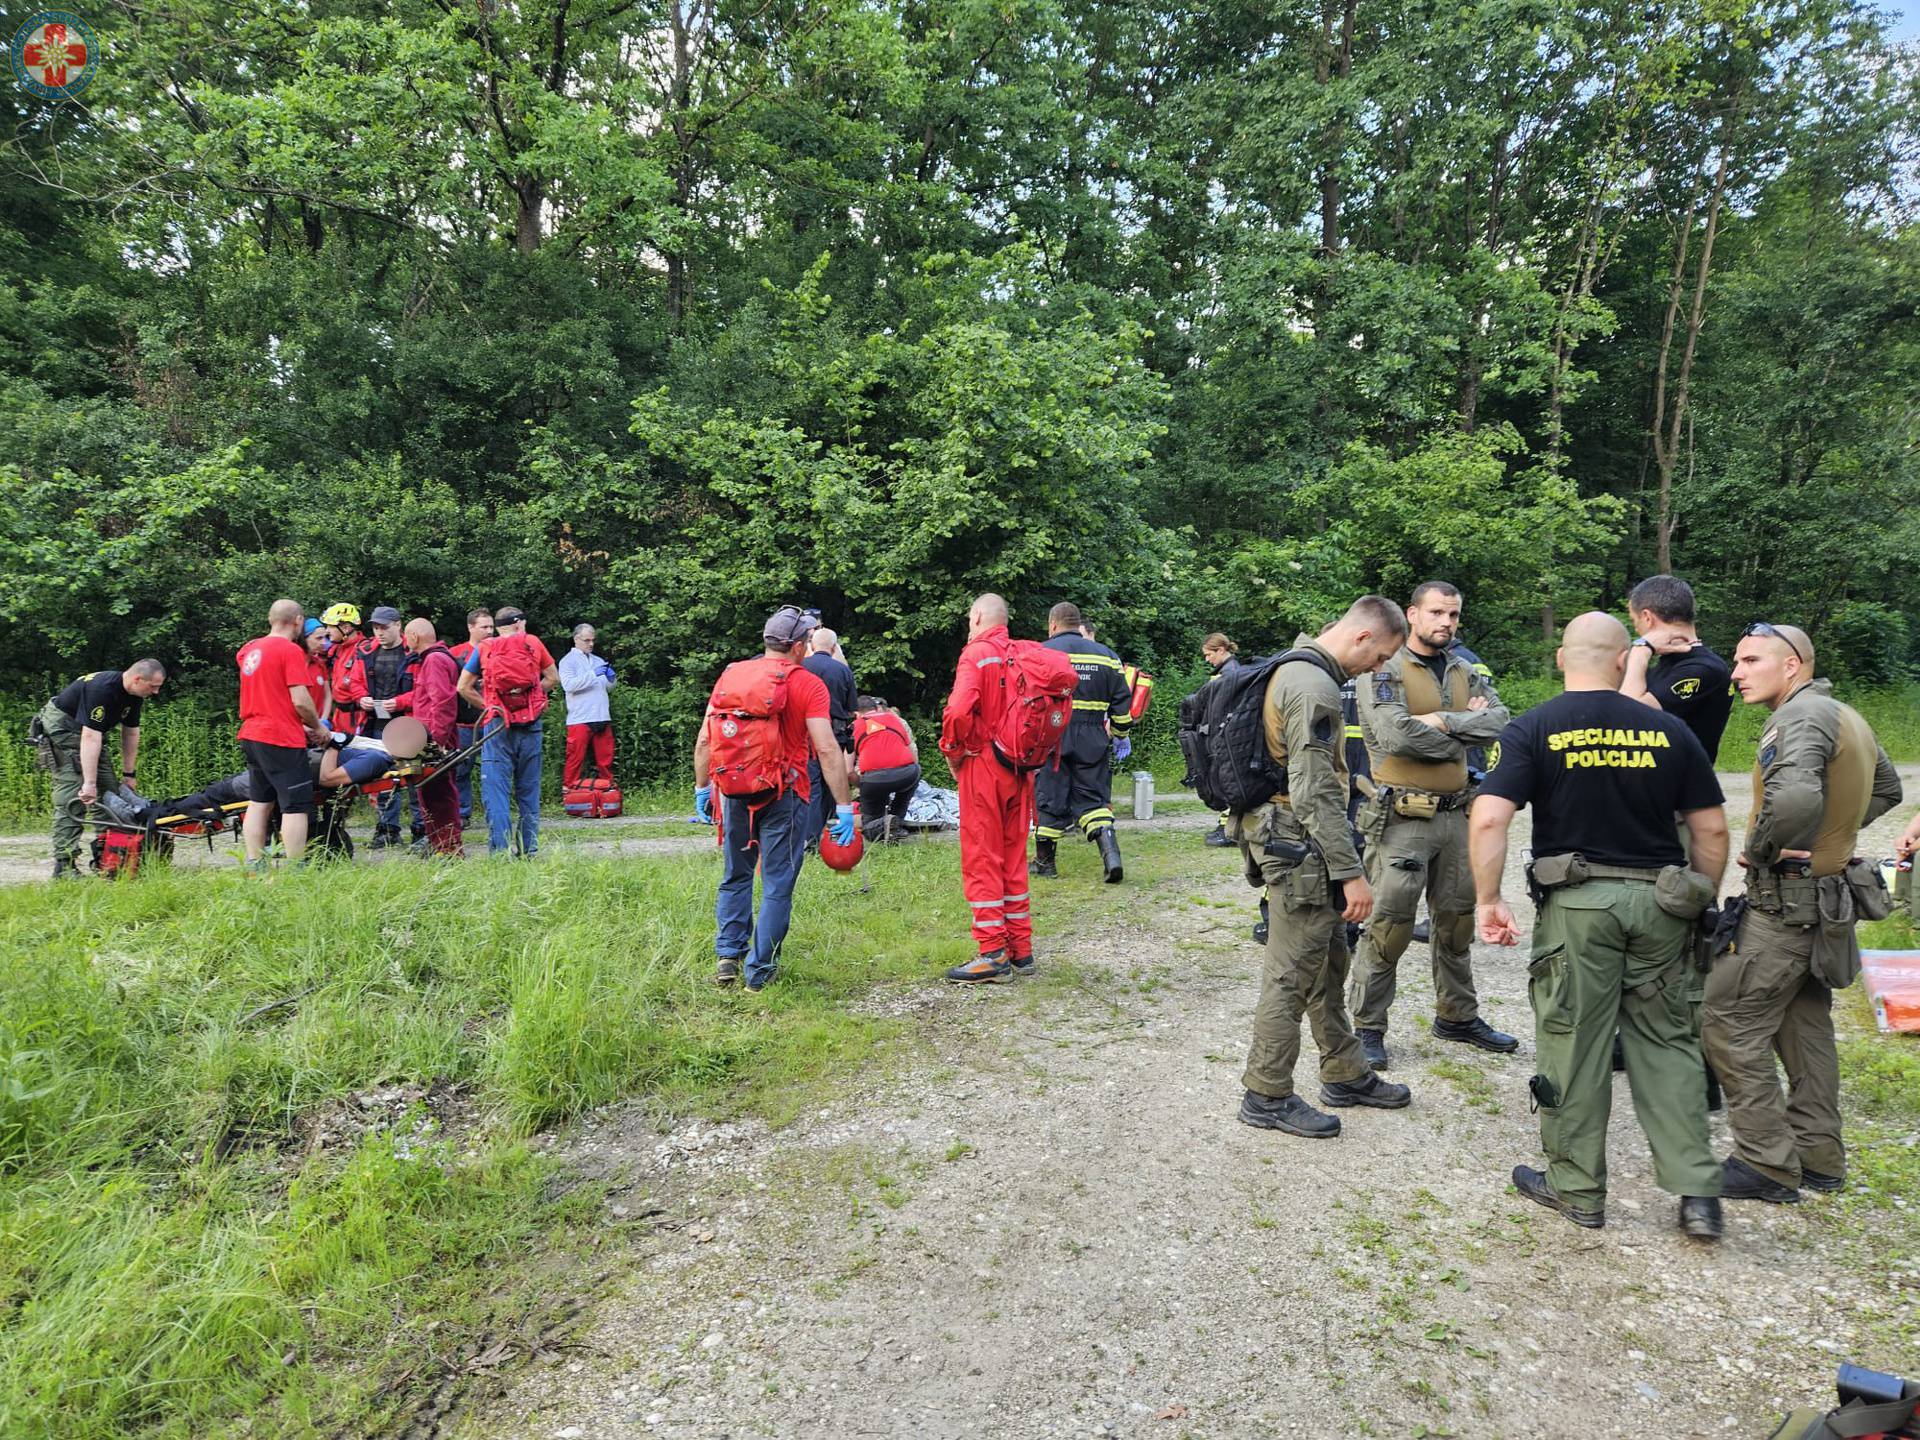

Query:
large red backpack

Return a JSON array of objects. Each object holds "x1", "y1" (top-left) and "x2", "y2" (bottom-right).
[
  {"x1": 991, "y1": 640, "x2": 1078, "y2": 770},
  {"x1": 706, "y1": 656, "x2": 793, "y2": 797},
  {"x1": 484, "y1": 633, "x2": 548, "y2": 725}
]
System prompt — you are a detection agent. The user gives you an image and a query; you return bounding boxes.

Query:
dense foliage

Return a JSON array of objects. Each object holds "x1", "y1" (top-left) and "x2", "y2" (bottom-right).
[{"x1": 3, "y1": 0, "x2": 1917, "y2": 738}]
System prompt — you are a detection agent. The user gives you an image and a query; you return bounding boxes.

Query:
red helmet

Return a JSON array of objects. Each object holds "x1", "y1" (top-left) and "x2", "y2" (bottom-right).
[{"x1": 818, "y1": 818, "x2": 864, "y2": 871}]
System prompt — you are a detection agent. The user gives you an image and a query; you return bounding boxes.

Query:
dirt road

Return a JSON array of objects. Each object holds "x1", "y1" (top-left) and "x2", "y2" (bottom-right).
[{"x1": 459, "y1": 774, "x2": 1920, "y2": 1440}]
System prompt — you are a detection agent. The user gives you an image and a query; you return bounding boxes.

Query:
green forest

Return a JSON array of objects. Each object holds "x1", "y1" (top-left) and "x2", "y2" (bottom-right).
[{"x1": 5, "y1": 0, "x2": 1918, "y2": 762}]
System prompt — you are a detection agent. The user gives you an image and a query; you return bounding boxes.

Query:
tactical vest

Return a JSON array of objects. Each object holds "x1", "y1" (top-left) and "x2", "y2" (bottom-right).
[
  {"x1": 1369, "y1": 654, "x2": 1470, "y2": 794},
  {"x1": 1749, "y1": 690, "x2": 1877, "y2": 876}
]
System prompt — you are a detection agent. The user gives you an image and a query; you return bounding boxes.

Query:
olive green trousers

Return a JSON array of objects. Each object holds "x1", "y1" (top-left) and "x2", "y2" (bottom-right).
[{"x1": 1528, "y1": 878, "x2": 1721, "y2": 1210}]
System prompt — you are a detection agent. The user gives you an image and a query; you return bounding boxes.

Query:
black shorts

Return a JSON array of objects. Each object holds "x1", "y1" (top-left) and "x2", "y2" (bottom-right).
[{"x1": 242, "y1": 739, "x2": 314, "y2": 813}]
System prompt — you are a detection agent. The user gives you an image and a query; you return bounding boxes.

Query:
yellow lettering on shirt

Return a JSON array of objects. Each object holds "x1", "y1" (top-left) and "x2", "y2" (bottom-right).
[{"x1": 1545, "y1": 728, "x2": 1672, "y2": 753}]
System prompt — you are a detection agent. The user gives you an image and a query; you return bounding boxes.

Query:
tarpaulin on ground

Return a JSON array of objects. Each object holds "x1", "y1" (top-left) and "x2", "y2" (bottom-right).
[{"x1": 1861, "y1": 951, "x2": 1920, "y2": 1033}]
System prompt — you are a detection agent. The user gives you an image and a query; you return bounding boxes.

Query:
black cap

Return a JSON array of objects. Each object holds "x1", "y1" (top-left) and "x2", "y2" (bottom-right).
[{"x1": 495, "y1": 607, "x2": 527, "y2": 626}]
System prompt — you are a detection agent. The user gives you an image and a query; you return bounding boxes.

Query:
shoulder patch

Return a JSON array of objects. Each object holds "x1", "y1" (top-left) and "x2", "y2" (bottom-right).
[
  {"x1": 1759, "y1": 743, "x2": 1777, "y2": 768},
  {"x1": 1374, "y1": 679, "x2": 1394, "y2": 703},
  {"x1": 1485, "y1": 740, "x2": 1502, "y2": 772},
  {"x1": 1669, "y1": 677, "x2": 1701, "y2": 699},
  {"x1": 1312, "y1": 713, "x2": 1335, "y2": 745}
]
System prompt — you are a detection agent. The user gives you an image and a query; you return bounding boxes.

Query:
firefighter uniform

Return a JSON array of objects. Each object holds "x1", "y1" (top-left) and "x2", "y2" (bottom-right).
[
  {"x1": 1347, "y1": 645, "x2": 1515, "y2": 1059},
  {"x1": 1033, "y1": 633, "x2": 1134, "y2": 882},
  {"x1": 1704, "y1": 679, "x2": 1901, "y2": 1197}
]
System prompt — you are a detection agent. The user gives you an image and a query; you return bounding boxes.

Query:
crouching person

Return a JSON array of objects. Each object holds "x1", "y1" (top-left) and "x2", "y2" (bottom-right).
[{"x1": 853, "y1": 696, "x2": 920, "y2": 843}]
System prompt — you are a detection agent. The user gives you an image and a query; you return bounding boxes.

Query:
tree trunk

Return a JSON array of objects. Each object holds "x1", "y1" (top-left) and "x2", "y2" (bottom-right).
[{"x1": 1650, "y1": 148, "x2": 1729, "y2": 573}]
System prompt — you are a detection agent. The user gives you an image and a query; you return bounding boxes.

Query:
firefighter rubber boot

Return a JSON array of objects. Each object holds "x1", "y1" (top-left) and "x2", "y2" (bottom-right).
[
  {"x1": 1093, "y1": 826, "x2": 1124, "y2": 884},
  {"x1": 1029, "y1": 839, "x2": 1058, "y2": 878}
]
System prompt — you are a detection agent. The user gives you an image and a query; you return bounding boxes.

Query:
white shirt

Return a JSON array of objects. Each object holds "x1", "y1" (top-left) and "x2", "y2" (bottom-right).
[{"x1": 558, "y1": 647, "x2": 613, "y2": 725}]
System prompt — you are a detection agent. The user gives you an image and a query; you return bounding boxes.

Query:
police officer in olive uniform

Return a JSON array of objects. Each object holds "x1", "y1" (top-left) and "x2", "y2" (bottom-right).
[
  {"x1": 1235, "y1": 597, "x2": 1413, "y2": 1140},
  {"x1": 33, "y1": 660, "x2": 168, "y2": 877},
  {"x1": 1033, "y1": 602, "x2": 1134, "y2": 883},
  {"x1": 1706, "y1": 623, "x2": 1902, "y2": 1203},
  {"x1": 1471, "y1": 613, "x2": 1728, "y2": 1238},
  {"x1": 1349, "y1": 583, "x2": 1517, "y2": 1068}
]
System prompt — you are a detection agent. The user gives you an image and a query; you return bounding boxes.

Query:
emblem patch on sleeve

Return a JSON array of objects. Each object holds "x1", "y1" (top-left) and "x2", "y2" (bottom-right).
[
  {"x1": 1375, "y1": 680, "x2": 1394, "y2": 703},
  {"x1": 1669, "y1": 677, "x2": 1701, "y2": 699}
]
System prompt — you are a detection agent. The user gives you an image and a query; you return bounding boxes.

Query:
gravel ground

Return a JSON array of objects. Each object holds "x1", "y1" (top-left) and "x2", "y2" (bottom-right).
[{"x1": 456, "y1": 769, "x2": 1920, "y2": 1440}]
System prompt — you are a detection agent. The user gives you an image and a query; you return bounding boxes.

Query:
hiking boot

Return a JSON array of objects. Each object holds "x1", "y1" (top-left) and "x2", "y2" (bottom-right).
[
  {"x1": 714, "y1": 956, "x2": 741, "y2": 986},
  {"x1": 1204, "y1": 823, "x2": 1233, "y2": 848},
  {"x1": 947, "y1": 952, "x2": 1010, "y2": 985},
  {"x1": 1008, "y1": 952, "x2": 1036, "y2": 977},
  {"x1": 1678, "y1": 1196, "x2": 1723, "y2": 1240},
  {"x1": 1093, "y1": 826, "x2": 1123, "y2": 884},
  {"x1": 1801, "y1": 1168, "x2": 1844, "y2": 1193},
  {"x1": 1432, "y1": 1016, "x2": 1519, "y2": 1054},
  {"x1": 1238, "y1": 1090, "x2": 1340, "y2": 1139},
  {"x1": 1321, "y1": 1072, "x2": 1411, "y2": 1109},
  {"x1": 744, "y1": 964, "x2": 780, "y2": 993},
  {"x1": 52, "y1": 854, "x2": 82, "y2": 880},
  {"x1": 1719, "y1": 1155, "x2": 1801, "y2": 1204},
  {"x1": 1704, "y1": 1062, "x2": 1723, "y2": 1113},
  {"x1": 1411, "y1": 918, "x2": 1431, "y2": 944},
  {"x1": 1511, "y1": 1165, "x2": 1604, "y2": 1229},
  {"x1": 369, "y1": 827, "x2": 399, "y2": 851},
  {"x1": 1251, "y1": 918, "x2": 1269, "y2": 945},
  {"x1": 1357, "y1": 1028, "x2": 1390, "y2": 1071},
  {"x1": 1029, "y1": 840, "x2": 1058, "y2": 879}
]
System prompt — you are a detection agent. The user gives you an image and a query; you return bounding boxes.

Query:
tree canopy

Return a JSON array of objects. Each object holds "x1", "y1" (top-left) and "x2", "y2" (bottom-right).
[{"x1": 3, "y1": 0, "x2": 1916, "y2": 717}]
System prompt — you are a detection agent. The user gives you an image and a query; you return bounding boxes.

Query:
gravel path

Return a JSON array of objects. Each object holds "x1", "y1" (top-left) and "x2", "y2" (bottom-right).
[{"x1": 458, "y1": 770, "x2": 1920, "y2": 1440}]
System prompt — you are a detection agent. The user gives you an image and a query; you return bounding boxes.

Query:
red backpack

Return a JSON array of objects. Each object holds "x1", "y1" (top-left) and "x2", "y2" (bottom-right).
[
  {"x1": 484, "y1": 633, "x2": 547, "y2": 724},
  {"x1": 706, "y1": 657, "x2": 793, "y2": 798},
  {"x1": 992, "y1": 640, "x2": 1078, "y2": 770}
]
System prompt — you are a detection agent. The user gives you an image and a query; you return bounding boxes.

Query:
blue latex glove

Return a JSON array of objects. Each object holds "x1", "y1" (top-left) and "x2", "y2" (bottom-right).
[
  {"x1": 1112, "y1": 736, "x2": 1132, "y2": 763},
  {"x1": 829, "y1": 804, "x2": 856, "y2": 847},
  {"x1": 598, "y1": 662, "x2": 616, "y2": 684},
  {"x1": 694, "y1": 784, "x2": 713, "y2": 825}
]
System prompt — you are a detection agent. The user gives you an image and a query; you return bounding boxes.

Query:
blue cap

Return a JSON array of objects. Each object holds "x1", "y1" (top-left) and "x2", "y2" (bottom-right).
[{"x1": 304, "y1": 617, "x2": 324, "y2": 635}]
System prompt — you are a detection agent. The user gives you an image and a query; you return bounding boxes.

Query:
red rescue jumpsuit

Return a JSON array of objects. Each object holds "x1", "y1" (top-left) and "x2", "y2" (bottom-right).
[{"x1": 939, "y1": 624, "x2": 1033, "y2": 960}]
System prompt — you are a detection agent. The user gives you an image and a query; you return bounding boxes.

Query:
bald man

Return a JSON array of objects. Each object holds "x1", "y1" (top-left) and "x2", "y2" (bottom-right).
[
  {"x1": 1704, "y1": 623, "x2": 1901, "y2": 1203},
  {"x1": 1471, "y1": 612, "x2": 1729, "y2": 1238},
  {"x1": 804, "y1": 625, "x2": 858, "y2": 844},
  {"x1": 405, "y1": 618, "x2": 465, "y2": 855},
  {"x1": 939, "y1": 594, "x2": 1038, "y2": 982},
  {"x1": 237, "y1": 599, "x2": 330, "y2": 866}
]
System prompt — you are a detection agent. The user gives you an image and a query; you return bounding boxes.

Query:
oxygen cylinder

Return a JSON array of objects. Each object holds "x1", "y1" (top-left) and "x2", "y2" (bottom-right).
[{"x1": 1131, "y1": 771, "x2": 1155, "y2": 821}]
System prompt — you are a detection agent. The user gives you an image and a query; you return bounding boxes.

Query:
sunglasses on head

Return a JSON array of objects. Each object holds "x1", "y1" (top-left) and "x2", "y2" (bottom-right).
[{"x1": 1741, "y1": 622, "x2": 1809, "y2": 664}]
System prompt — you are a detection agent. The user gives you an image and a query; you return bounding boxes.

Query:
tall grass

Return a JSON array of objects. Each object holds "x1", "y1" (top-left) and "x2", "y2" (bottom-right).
[{"x1": 0, "y1": 843, "x2": 979, "y2": 1435}]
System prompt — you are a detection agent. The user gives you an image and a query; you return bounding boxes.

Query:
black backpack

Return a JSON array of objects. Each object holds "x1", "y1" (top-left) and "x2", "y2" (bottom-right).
[{"x1": 1187, "y1": 649, "x2": 1343, "y2": 815}]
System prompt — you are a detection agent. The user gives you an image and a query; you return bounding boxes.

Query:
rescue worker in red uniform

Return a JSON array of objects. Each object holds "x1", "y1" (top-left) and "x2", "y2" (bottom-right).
[
  {"x1": 323, "y1": 603, "x2": 366, "y2": 734},
  {"x1": 1033, "y1": 601, "x2": 1134, "y2": 883},
  {"x1": 941, "y1": 593, "x2": 1036, "y2": 984}
]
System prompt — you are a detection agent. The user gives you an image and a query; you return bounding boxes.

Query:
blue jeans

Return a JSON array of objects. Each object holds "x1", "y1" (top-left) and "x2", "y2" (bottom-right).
[
  {"x1": 455, "y1": 722, "x2": 480, "y2": 824},
  {"x1": 376, "y1": 782, "x2": 422, "y2": 837},
  {"x1": 716, "y1": 788, "x2": 806, "y2": 984},
  {"x1": 481, "y1": 719, "x2": 543, "y2": 855}
]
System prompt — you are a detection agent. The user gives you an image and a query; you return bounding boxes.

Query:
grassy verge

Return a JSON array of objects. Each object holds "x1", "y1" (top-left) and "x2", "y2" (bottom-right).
[
  {"x1": 1827, "y1": 913, "x2": 1920, "y2": 1343},
  {"x1": 0, "y1": 841, "x2": 982, "y2": 1436}
]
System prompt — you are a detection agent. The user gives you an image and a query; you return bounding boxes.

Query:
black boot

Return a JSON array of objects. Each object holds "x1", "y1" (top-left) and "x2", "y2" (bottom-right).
[
  {"x1": 1029, "y1": 839, "x2": 1058, "y2": 878},
  {"x1": 1092, "y1": 826, "x2": 1123, "y2": 884},
  {"x1": 1252, "y1": 896, "x2": 1269, "y2": 946},
  {"x1": 1203, "y1": 823, "x2": 1233, "y2": 848},
  {"x1": 1704, "y1": 1060, "x2": 1723, "y2": 1113},
  {"x1": 52, "y1": 853, "x2": 81, "y2": 880}
]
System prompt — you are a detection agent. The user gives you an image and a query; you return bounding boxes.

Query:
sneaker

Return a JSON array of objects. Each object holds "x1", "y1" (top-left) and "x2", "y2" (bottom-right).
[
  {"x1": 1678, "y1": 1196, "x2": 1723, "y2": 1240},
  {"x1": 1008, "y1": 953, "x2": 1036, "y2": 976},
  {"x1": 744, "y1": 963, "x2": 780, "y2": 993},
  {"x1": 714, "y1": 956, "x2": 741, "y2": 986},
  {"x1": 1432, "y1": 1016, "x2": 1519, "y2": 1054},
  {"x1": 1720, "y1": 1155, "x2": 1801, "y2": 1204},
  {"x1": 946, "y1": 952, "x2": 1010, "y2": 984},
  {"x1": 1203, "y1": 823, "x2": 1234, "y2": 848},
  {"x1": 1321, "y1": 1072, "x2": 1411, "y2": 1109},
  {"x1": 1357, "y1": 1028, "x2": 1389, "y2": 1070},
  {"x1": 1800, "y1": 1168, "x2": 1844, "y2": 1194},
  {"x1": 1511, "y1": 1164, "x2": 1604, "y2": 1229},
  {"x1": 1238, "y1": 1090, "x2": 1340, "y2": 1138}
]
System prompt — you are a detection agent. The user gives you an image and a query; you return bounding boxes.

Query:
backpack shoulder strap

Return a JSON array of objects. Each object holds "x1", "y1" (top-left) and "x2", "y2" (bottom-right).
[{"x1": 1274, "y1": 647, "x2": 1343, "y2": 688}]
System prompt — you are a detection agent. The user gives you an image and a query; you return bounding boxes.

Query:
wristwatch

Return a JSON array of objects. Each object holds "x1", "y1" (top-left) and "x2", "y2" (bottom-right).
[{"x1": 1630, "y1": 638, "x2": 1654, "y2": 650}]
